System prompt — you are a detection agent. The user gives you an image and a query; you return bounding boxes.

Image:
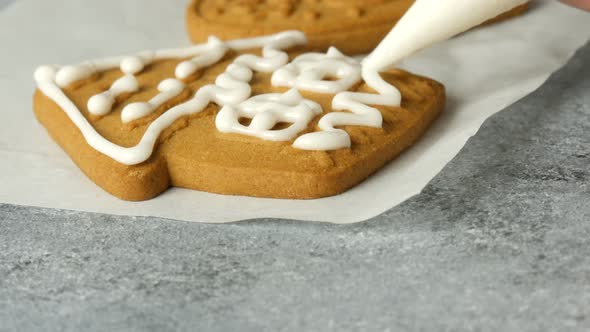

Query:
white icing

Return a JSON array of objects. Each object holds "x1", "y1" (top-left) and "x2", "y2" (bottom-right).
[
  {"x1": 52, "y1": 31, "x2": 306, "y2": 89},
  {"x1": 34, "y1": 65, "x2": 59, "y2": 83},
  {"x1": 270, "y1": 46, "x2": 402, "y2": 150},
  {"x1": 35, "y1": 31, "x2": 307, "y2": 165},
  {"x1": 55, "y1": 52, "x2": 156, "y2": 88},
  {"x1": 121, "y1": 78, "x2": 185, "y2": 123},
  {"x1": 272, "y1": 47, "x2": 362, "y2": 94},
  {"x1": 56, "y1": 64, "x2": 96, "y2": 87},
  {"x1": 87, "y1": 74, "x2": 139, "y2": 116},
  {"x1": 120, "y1": 54, "x2": 151, "y2": 75},
  {"x1": 216, "y1": 89, "x2": 322, "y2": 141},
  {"x1": 35, "y1": 29, "x2": 407, "y2": 163},
  {"x1": 234, "y1": 48, "x2": 289, "y2": 73},
  {"x1": 175, "y1": 37, "x2": 228, "y2": 79},
  {"x1": 269, "y1": 47, "x2": 402, "y2": 151},
  {"x1": 363, "y1": 0, "x2": 529, "y2": 72},
  {"x1": 293, "y1": 68, "x2": 401, "y2": 150}
]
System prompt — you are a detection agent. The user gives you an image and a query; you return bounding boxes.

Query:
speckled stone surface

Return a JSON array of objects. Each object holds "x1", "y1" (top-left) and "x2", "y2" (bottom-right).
[{"x1": 1, "y1": 5, "x2": 589, "y2": 332}]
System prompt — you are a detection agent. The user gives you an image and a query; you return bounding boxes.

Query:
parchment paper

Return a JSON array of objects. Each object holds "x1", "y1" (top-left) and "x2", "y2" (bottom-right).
[{"x1": 0, "y1": 0, "x2": 588, "y2": 224}]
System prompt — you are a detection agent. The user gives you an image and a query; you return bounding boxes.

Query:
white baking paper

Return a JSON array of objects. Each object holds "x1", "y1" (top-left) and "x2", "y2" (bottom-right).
[{"x1": 0, "y1": 0, "x2": 588, "y2": 223}]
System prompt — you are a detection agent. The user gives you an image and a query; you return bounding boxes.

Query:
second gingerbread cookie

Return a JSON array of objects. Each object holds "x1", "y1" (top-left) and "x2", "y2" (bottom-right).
[{"x1": 186, "y1": 0, "x2": 529, "y2": 55}]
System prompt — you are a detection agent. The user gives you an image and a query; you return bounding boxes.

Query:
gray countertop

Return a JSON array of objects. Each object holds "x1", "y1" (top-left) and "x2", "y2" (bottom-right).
[{"x1": 1, "y1": 1, "x2": 589, "y2": 330}]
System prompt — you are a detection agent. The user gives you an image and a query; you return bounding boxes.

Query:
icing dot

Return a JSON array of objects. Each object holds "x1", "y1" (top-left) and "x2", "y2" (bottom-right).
[
  {"x1": 121, "y1": 78, "x2": 185, "y2": 123},
  {"x1": 120, "y1": 56, "x2": 145, "y2": 75},
  {"x1": 34, "y1": 65, "x2": 58, "y2": 83},
  {"x1": 111, "y1": 74, "x2": 140, "y2": 92},
  {"x1": 87, "y1": 75, "x2": 139, "y2": 116},
  {"x1": 293, "y1": 130, "x2": 351, "y2": 150},
  {"x1": 158, "y1": 78, "x2": 185, "y2": 91},
  {"x1": 174, "y1": 37, "x2": 228, "y2": 80},
  {"x1": 175, "y1": 61, "x2": 198, "y2": 80},
  {"x1": 87, "y1": 94, "x2": 114, "y2": 116},
  {"x1": 121, "y1": 103, "x2": 152, "y2": 123}
]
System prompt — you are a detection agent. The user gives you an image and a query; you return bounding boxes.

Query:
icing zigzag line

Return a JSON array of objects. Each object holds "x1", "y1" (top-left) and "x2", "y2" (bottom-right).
[{"x1": 293, "y1": 69, "x2": 402, "y2": 150}]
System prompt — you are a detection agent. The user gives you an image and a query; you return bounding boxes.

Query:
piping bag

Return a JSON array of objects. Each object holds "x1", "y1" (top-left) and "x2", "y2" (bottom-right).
[{"x1": 362, "y1": 0, "x2": 530, "y2": 73}]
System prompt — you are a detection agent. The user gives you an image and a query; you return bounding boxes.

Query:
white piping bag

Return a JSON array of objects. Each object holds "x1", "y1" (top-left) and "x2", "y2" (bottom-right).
[{"x1": 362, "y1": 0, "x2": 529, "y2": 72}]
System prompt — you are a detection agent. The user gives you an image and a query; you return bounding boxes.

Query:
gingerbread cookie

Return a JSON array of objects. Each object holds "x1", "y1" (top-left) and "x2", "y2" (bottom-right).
[
  {"x1": 33, "y1": 31, "x2": 445, "y2": 201},
  {"x1": 186, "y1": 0, "x2": 529, "y2": 55}
]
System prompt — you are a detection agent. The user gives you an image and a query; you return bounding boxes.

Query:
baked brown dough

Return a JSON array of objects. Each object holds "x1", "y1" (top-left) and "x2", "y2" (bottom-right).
[
  {"x1": 186, "y1": 0, "x2": 529, "y2": 54},
  {"x1": 33, "y1": 51, "x2": 445, "y2": 201}
]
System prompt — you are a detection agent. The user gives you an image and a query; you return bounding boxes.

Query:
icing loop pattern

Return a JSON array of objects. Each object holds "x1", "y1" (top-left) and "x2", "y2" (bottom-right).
[
  {"x1": 216, "y1": 89, "x2": 322, "y2": 141},
  {"x1": 272, "y1": 47, "x2": 362, "y2": 94}
]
